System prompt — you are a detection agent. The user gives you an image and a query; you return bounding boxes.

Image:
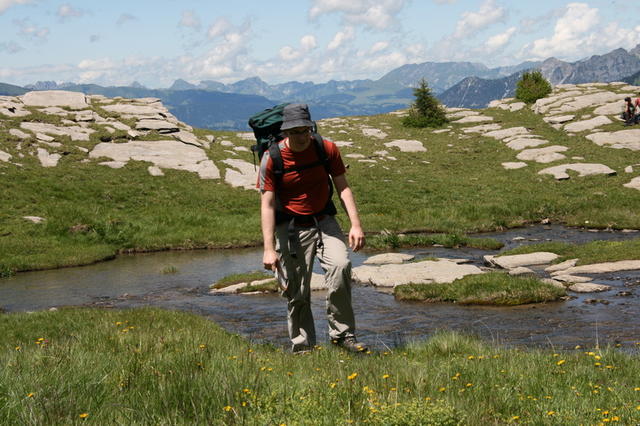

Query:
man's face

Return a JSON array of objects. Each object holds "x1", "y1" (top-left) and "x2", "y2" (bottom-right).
[{"x1": 285, "y1": 126, "x2": 311, "y2": 143}]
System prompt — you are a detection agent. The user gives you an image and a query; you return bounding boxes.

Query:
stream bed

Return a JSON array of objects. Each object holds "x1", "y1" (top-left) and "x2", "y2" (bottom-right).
[{"x1": 1, "y1": 225, "x2": 639, "y2": 350}]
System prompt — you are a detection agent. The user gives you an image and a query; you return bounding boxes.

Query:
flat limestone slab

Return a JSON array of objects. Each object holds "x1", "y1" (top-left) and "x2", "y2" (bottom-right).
[
  {"x1": 462, "y1": 123, "x2": 502, "y2": 133},
  {"x1": 594, "y1": 102, "x2": 624, "y2": 115},
  {"x1": 502, "y1": 162, "x2": 527, "y2": 170},
  {"x1": 506, "y1": 138, "x2": 548, "y2": 150},
  {"x1": 0, "y1": 150, "x2": 12, "y2": 162},
  {"x1": 136, "y1": 119, "x2": 179, "y2": 132},
  {"x1": 352, "y1": 259, "x2": 483, "y2": 287},
  {"x1": 21, "y1": 90, "x2": 88, "y2": 110},
  {"x1": 37, "y1": 148, "x2": 61, "y2": 167},
  {"x1": 447, "y1": 110, "x2": 478, "y2": 119},
  {"x1": 90, "y1": 140, "x2": 220, "y2": 180},
  {"x1": 586, "y1": 129, "x2": 640, "y2": 151},
  {"x1": 102, "y1": 103, "x2": 167, "y2": 116},
  {"x1": 21, "y1": 122, "x2": 94, "y2": 141},
  {"x1": 453, "y1": 115, "x2": 494, "y2": 124},
  {"x1": 384, "y1": 139, "x2": 426, "y2": 152},
  {"x1": 543, "y1": 115, "x2": 575, "y2": 124},
  {"x1": 568, "y1": 283, "x2": 611, "y2": 293},
  {"x1": 553, "y1": 274, "x2": 592, "y2": 283},
  {"x1": 484, "y1": 127, "x2": 529, "y2": 140},
  {"x1": 222, "y1": 159, "x2": 258, "y2": 190},
  {"x1": 545, "y1": 259, "x2": 579, "y2": 272},
  {"x1": 363, "y1": 253, "x2": 415, "y2": 265},
  {"x1": 538, "y1": 163, "x2": 616, "y2": 180},
  {"x1": 362, "y1": 128, "x2": 388, "y2": 139},
  {"x1": 624, "y1": 177, "x2": 640, "y2": 190},
  {"x1": 516, "y1": 146, "x2": 568, "y2": 163},
  {"x1": 564, "y1": 116, "x2": 612, "y2": 132},
  {"x1": 485, "y1": 252, "x2": 559, "y2": 269},
  {"x1": 558, "y1": 260, "x2": 640, "y2": 275}
]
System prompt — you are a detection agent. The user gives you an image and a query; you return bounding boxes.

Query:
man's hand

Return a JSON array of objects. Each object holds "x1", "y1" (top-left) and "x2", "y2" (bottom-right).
[
  {"x1": 348, "y1": 226, "x2": 365, "y2": 252},
  {"x1": 263, "y1": 248, "x2": 279, "y2": 271}
]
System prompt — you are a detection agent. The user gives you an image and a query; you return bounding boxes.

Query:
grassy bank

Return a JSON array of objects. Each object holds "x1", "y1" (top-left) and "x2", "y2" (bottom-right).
[
  {"x1": 395, "y1": 272, "x2": 566, "y2": 305},
  {"x1": 3, "y1": 86, "x2": 640, "y2": 275},
  {"x1": 1, "y1": 308, "x2": 640, "y2": 424},
  {"x1": 499, "y1": 237, "x2": 640, "y2": 265}
]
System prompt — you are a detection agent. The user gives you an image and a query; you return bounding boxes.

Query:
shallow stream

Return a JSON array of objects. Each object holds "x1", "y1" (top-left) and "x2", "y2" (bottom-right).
[{"x1": 1, "y1": 225, "x2": 639, "y2": 350}]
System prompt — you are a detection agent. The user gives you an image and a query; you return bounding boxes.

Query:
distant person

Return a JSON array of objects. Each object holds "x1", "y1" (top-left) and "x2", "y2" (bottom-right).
[
  {"x1": 257, "y1": 103, "x2": 368, "y2": 354},
  {"x1": 623, "y1": 97, "x2": 636, "y2": 125},
  {"x1": 635, "y1": 93, "x2": 640, "y2": 124}
]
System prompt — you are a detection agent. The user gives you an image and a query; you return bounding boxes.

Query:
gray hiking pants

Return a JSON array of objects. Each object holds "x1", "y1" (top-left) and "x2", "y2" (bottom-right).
[{"x1": 275, "y1": 215, "x2": 355, "y2": 351}]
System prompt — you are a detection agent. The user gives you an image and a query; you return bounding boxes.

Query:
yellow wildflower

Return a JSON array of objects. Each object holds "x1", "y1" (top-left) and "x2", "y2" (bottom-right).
[
  {"x1": 79, "y1": 413, "x2": 89, "y2": 419},
  {"x1": 466, "y1": 383, "x2": 473, "y2": 387},
  {"x1": 199, "y1": 344, "x2": 206, "y2": 349},
  {"x1": 347, "y1": 373, "x2": 358, "y2": 380},
  {"x1": 26, "y1": 393, "x2": 34, "y2": 398},
  {"x1": 556, "y1": 359, "x2": 565, "y2": 366},
  {"x1": 223, "y1": 406, "x2": 232, "y2": 412},
  {"x1": 438, "y1": 387, "x2": 446, "y2": 392},
  {"x1": 287, "y1": 372, "x2": 293, "y2": 376},
  {"x1": 15, "y1": 346, "x2": 21, "y2": 351},
  {"x1": 330, "y1": 383, "x2": 337, "y2": 389},
  {"x1": 511, "y1": 415, "x2": 520, "y2": 421},
  {"x1": 242, "y1": 388, "x2": 251, "y2": 394},
  {"x1": 547, "y1": 411, "x2": 555, "y2": 416},
  {"x1": 382, "y1": 374, "x2": 390, "y2": 379},
  {"x1": 594, "y1": 355, "x2": 602, "y2": 360}
]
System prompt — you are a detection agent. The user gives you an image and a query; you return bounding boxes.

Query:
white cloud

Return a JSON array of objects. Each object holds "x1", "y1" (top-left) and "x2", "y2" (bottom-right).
[
  {"x1": 309, "y1": 0, "x2": 407, "y2": 31},
  {"x1": 14, "y1": 18, "x2": 49, "y2": 42},
  {"x1": 433, "y1": 0, "x2": 456, "y2": 3},
  {"x1": 327, "y1": 26, "x2": 355, "y2": 50},
  {"x1": 522, "y1": 3, "x2": 640, "y2": 60},
  {"x1": 207, "y1": 17, "x2": 232, "y2": 39},
  {"x1": 78, "y1": 58, "x2": 115, "y2": 70},
  {"x1": 179, "y1": 10, "x2": 201, "y2": 31},
  {"x1": 57, "y1": 3, "x2": 84, "y2": 21},
  {"x1": 485, "y1": 27, "x2": 516, "y2": 52},
  {"x1": 0, "y1": 41, "x2": 23, "y2": 53},
  {"x1": 370, "y1": 41, "x2": 389, "y2": 54},
  {"x1": 279, "y1": 35, "x2": 318, "y2": 61},
  {"x1": 116, "y1": 13, "x2": 136, "y2": 27},
  {"x1": 452, "y1": 0, "x2": 506, "y2": 39},
  {"x1": 0, "y1": 0, "x2": 33, "y2": 14}
]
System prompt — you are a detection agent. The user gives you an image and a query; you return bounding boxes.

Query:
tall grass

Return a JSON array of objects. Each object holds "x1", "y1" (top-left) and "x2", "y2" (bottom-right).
[{"x1": 1, "y1": 308, "x2": 639, "y2": 424}]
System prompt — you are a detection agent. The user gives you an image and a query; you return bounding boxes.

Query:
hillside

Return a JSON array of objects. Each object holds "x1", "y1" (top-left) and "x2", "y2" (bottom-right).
[
  {"x1": 2, "y1": 84, "x2": 640, "y2": 276},
  {"x1": 0, "y1": 82, "x2": 27, "y2": 96}
]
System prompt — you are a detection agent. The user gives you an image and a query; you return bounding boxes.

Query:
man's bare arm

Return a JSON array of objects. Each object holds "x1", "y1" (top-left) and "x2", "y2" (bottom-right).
[
  {"x1": 332, "y1": 173, "x2": 365, "y2": 251},
  {"x1": 261, "y1": 190, "x2": 279, "y2": 270}
]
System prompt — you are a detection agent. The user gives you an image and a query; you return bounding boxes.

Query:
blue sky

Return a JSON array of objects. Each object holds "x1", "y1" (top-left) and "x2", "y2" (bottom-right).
[{"x1": 1, "y1": 0, "x2": 639, "y2": 88}]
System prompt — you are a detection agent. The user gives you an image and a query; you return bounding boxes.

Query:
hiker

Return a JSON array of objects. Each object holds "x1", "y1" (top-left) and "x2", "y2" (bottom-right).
[
  {"x1": 623, "y1": 97, "x2": 636, "y2": 125},
  {"x1": 635, "y1": 93, "x2": 640, "y2": 124},
  {"x1": 257, "y1": 103, "x2": 367, "y2": 354}
]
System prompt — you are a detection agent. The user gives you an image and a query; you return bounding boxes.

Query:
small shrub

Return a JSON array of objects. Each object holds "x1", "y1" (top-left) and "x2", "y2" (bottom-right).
[
  {"x1": 402, "y1": 79, "x2": 448, "y2": 128},
  {"x1": 515, "y1": 70, "x2": 552, "y2": 104},
  {"x1": 371, "y1": 398, "x2": 463, "y2": 425}
]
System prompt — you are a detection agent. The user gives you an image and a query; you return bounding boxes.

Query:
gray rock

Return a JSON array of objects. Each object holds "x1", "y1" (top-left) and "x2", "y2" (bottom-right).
[
  {"x1": 462, "y1": 123, "x2": 502, "y2": 133},
  {"x1": 21, "y1": 90, "x2": 88, "y2": 110},
  {"x1": 545, "y1": 258, "x2": 579, "y2": 272},
  {"x1": 23, "y1": 216, "x2": 46, "y2": 223},
  {"x1": 502, "y1": 162, "x2": 528, "y2": 170},
  {"x1": 135, "y1": 119, "x2": 179, "y2": 133},
  {"x1": 553, "y1": 274, "x2": 592, "y2": 283},
  {"x1": 508, "y1": 267, "x2": 535, "y2": 276},
  {"x1": 543, "y1": 115, "x2": 575, "y2": 124},
  {"x1": 586, "y1": 129, "x2": 640, "y2": 151},
  {"x1": 363, "y1": 253, "x2": 415, "y2": 265},
  {"x1": 486, "y1": 252, "x2": 559, "y2": 269},
  {"x1": 506, "y1": 138, "x2": 548, "y2": 150},
  {"x1": 516, "y1": 146, "x2": 568, "y2": 163},
  {"x1": 484, "y1": 127, "x2": 530, "y2": 140},
  {"x1": 362, "y1": 128, "x2": 388, "y2": 139},
  {"x1": 624, "y1": 177, "x2": 640, "y2": 190},
  {"x1": 0, "y1": 150, "x2": 12, "y2": 163},
  {"x1": 594, "y1": 102, "x2": 624, "y2": 115},
  {"x1": 564, "y1": 116, "x2": 612, "y2": 132},
  {"x1": 148, "y1": 166, "x2": 164, "y2": 176},
  {"x1": 384, "y1": 139, "x2": 426, "y2": 152},
  {"x1": 542, "y1": 278, "x2": 567, "y2": 290},
  {"x1": 102, "y1": 103, "x2": 167, "y2": 116},
  {"x1": 98, "y1": 161, "x2": 127, "y2": 169},
  {"x1": 36, "y1": 148, "x2": 61, "y2": 167},
  {"x1": 21, "y1": 122, "x2": 94, "y2": 142},
  {"x1": 538, "y1": 163, "x2": 616, "y2": 180},
  {"x1": 453, "y1": 115, "x2": 494, "y2": 124},
  {"x1": 222, "y1": 159, "x2": 258, "y2": 190},
  {"x1": 90, "y1": 140, "x2": 220, "y2": 180},
  {"x1": 352, "y1": 259, "x2": 483, "y2": 287},
  {"x1": 568, "y1": 283, "x2": 611, "y2": 293},
  {"x1": 560, "y1": 260, "x2": 640, "y2": 275},
  {"x1": 447, "y1": 110, "x2": 478, "y2": 119}
]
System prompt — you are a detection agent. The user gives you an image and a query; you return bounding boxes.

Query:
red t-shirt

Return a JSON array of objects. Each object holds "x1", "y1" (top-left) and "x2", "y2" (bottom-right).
[{"x1": 258, "y1": 138, "x2": 346, "y2": 216}]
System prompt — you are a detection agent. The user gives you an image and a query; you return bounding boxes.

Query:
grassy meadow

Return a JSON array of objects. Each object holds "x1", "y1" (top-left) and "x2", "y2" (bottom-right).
[
  {"x1": 3, "y1": 86, "x2": 640, "y2": 274},
  {"x1": 1, "y1": 308, "x2": 640, "y2": 424}
]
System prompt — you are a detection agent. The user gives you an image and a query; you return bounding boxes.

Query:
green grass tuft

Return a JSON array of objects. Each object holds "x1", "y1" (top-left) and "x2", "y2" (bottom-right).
[{"x1": 395, "y1": 272, "x2": 566, "y2": 305}]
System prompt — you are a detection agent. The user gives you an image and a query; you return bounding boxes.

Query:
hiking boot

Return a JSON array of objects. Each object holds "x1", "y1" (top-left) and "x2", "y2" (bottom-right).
[
  {"x1": 292, "y1": 344, "x2": 313, "y2": 355},
  {"x1": 332, "y1": 336, "x2": 368, "y2": 353}
]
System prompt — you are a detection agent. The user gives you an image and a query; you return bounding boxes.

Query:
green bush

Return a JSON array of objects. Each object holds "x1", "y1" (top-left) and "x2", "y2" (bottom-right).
[
  {"x1": 515, "y1": 70, "x2": 552, "y2": 104},
  {"x1": 402, "y1": 79, "x2": 448, "y2": 128}
]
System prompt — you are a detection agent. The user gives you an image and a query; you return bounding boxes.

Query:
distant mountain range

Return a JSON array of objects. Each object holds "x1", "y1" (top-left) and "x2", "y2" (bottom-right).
[{"x1": 2, "y1": 44, "x2": 640, "y2": 129}]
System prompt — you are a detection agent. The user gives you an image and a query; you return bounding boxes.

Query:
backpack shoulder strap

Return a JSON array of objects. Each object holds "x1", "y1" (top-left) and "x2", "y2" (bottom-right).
[
  {"x1": 312, "y1": 133, "x2": 330, "y2": 173},
  {"x1": 268, "y1": 141, "x2": 284, "y2": 181}
]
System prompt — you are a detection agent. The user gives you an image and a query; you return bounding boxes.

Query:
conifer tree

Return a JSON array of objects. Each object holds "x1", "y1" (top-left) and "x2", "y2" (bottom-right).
[
  {"x1": 515, "y1": 70, "x2": 552, "y2": 104},
  {"x1": 402, "y1": 78, "x2": 448, "y2": 128}
]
